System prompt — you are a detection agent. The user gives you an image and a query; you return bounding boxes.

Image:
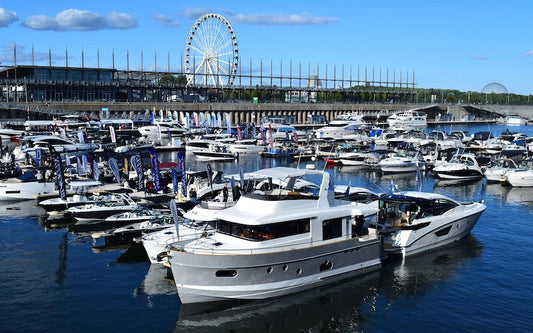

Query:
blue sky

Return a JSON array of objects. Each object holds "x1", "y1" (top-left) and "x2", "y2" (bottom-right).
[{"x1": 1, "y1": 1, "x2": 532, "y2": 94}]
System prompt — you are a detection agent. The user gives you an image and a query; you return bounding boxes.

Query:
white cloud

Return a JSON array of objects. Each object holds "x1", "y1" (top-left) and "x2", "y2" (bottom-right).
[
  {"x1": 21, "y1": 9, "x2": 137, "y2": 31},
  {"x1": 525, "y1": 50, "x2": 533, "y2": 57},
  {"x1": 0, "y1": 8, "x2": 18, "y2": 27},
  {"x1": 178, "y1": 8, "x2": 339, "y2": 26},
  {"x1": 472, "y1": 55, "x2": 488, "y2": 60},
  {"x1": 178, "y1": 8, "x2": 210, "y2": 19},
  {"x1": 152, "y1": 14, "x2": 180, "y2": 27},
  {"x1": 228, "y1": 12, "x2": 339, "y2": 25}
]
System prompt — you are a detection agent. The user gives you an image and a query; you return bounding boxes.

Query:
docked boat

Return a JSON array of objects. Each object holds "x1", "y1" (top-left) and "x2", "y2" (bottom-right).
[
  {"x1": 386, "y1": 110, "x2": 427, "y2": 131},
  {"x1": 104, "y1": 206, "x2": 168, "y2": 224},
  {"x1": 227, "y1": 139, "x2": 265, "y2": 154},
  {"x1": 139, "y1": 204, "x2": 218, "y2": 264},
  {"x1": 433, "y1": 152, "x2": 484, "y2": 180},
  {"x1": 378, "y1": 150, "x2": 421, "y2": 173},
  {"x1": 167, "y1": 166, "x2": 383, "y2": 304},
  {"x1": 0, "y1": 171, "x2": 56, "y2": 200},
  {"x1": 484, "y1": 157, "x2": 520, "y2": 182},
  {"x1": 192, "y1": 143, "x2": 238, "y2": 161},
  {"x1": 66, "y1": 193, "x2": 139, "y2": 223},
  {"x1": 313, "y1": 113, "x2": 367, "y2": 140},
  {"x1": 503, "y1": 158, "x2": 533, "y2": 187},
  {"x1": 372, "y1": 191, "x2": 486, "y2": 257}
]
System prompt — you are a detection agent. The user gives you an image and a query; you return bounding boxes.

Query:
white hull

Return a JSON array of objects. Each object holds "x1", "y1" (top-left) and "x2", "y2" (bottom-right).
[
  {"x1": 0, "y1": 180, "x2": 56, "y2": 200},
  {"x1": 505, "y1": 170, "x2": 533, "y2": 187}
]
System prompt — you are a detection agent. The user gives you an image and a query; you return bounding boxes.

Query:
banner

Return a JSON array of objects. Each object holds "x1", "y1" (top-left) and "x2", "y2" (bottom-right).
[
  {"x1": 82, "y1": 155, "x2": 88, "y2": 174},
  {"x1": 177, "y1": 151, "x2": 187, "y2": 197},
  {"x1": 49, "y1": 145, "x2": 66, "y2": 200},
  {"x1": 77, "y1": 156, "x2": 83, "y2": 176},
  {"x1": 108, "y1": 157, "x2": 121, "y2": 184},
  {"x1": 109, "y1": 125, "x2": 116, "y2": 143},
  {"x1": 149, "y1": 147, "x2": 161, "y2": 192},
  {"x1": 206, "y1": 164, "x2": 213, "y2": 192},
  {"x1": 169, "y1": 199, "x2": 180, "y2": 239},
  {"x1": 92, "y1": 159, "x2": 99, "y2": 181},
  {"x1": 130, "y1": 153, "x2": 144, "y2": 191},
  {"x1": 172, "y1": 168, "x2": 178, "y2": 193},
  {"x1": 35, "y1": 148, "x2": 42, "y2": 167},
  {"x1": 78, "y1": 131, "x2": 84, "y2": 144}
]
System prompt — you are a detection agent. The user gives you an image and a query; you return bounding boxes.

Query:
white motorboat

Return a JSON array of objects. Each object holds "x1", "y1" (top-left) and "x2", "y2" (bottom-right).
[
  {"x1": 104, "y1": 206, "x2": 167, "y2": 224},
  {"x1": 313, "y1": 113, "x2": 367, "y2": 140},
  {"x1": 433, "y1": 152, "x2": 484, "y2": 180},
  {"x1": 372, "y1": 191, "x2": 486, "y2": 257},
  {"x1": 0, "y1": 171, "x2": 56, "y2": 200},
  {"x1": 139, "y1": 205, "x2": 217, "y2": 264},
  {"x1": 192, "y1": 143, "x2": 238, "y2": 161},
  {"x1": 484, "y1": 157, "x2": 520, "y2": 182},
  {"x1": 167, "y1": 166, "x2": 382, "y2": 304},
  {"x1": 386, "y1": 110, "x2": 427, "y2": 131},
  {"x1": 66, "y1": 193, "x2": 139, "y2": 222},
  {"x1": 338, "y1": 151, "x2": 374, "y2": 166},
  {"x1": 503, "y1": 158, "x2": 533, "y2": 187},
  {"x1": 227, "y1": 139, "x2": 265, "y2": 154},
  {"x1": 378, "y1": 152, "x2": 420, "y2": 173}
]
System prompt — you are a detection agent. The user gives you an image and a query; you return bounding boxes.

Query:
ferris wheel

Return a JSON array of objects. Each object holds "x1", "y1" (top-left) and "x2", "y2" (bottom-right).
[{"x1": 184, "y1": 13, "x2": 239, "y2": 87}]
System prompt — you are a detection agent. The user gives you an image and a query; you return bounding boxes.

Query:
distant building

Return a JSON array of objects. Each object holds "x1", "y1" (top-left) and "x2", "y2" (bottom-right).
[{"x1": 285, "y1": 74, "x2": 321, "y2": 103}]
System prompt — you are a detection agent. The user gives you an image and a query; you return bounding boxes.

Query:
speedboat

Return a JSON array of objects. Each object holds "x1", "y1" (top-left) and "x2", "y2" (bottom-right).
[
  {"x1": 433, "y1": 152, "x2": 484, "y2": 180},
  {"x1": 503, "y1": 158, "x2": 533, "y2": 187},
  {"x1": 484, "y1": 157, "x2": 520, "y2": 182},
  {"x1": 139, "y1": 205, "x2": 217, "y2": 264},
  {"x1": 372, "y1": 191, "x2": 486, "y2": 257},
  {"x1": 104, "y1": 206, "x2": 167, "y2": 224},
  {"x1": 167, "y1": 166, "x2": 382, "y2": 304},
  {"x1": 66, "y1": 193, "x2": 139, "y2": 223},
  {"x1": 378, "y1": 152, "x2": 421, "y2": 173}
]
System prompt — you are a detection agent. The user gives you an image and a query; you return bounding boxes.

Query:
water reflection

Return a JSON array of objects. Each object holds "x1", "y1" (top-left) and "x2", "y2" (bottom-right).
[
  {"x1": 0, "y1": 200, "x2": 47, "y2": 219},
  {"x1": 173, "y1": 235, "x2": 482, "y2": 332}
]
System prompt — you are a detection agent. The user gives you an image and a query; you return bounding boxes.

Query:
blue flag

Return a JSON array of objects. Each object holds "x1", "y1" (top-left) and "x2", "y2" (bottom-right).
[
  {"x1": 149, "y1": 147, "x2": 161, "y2": 192},
  {"x1": 177, "y1": 152, "x2": 187, "y2": 197},
  {"x1": 108, "y1": 157, "x2": 120, "y2": 184}
]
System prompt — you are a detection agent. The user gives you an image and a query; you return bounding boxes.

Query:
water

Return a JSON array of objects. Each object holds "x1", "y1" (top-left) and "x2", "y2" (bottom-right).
[{"x1": 1, "y1": 124, "x2": 533, "y2": 332}]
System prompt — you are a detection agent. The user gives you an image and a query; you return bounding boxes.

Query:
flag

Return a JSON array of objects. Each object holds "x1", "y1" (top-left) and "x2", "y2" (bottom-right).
[
  {"x1": 416, "y1": 169, "x2": 422, "y2": 192},
  {"x1": 294, "y1": 131, "x2": 299, "y2": 146},
  {"x1": 157, "y1": 124, "x2": 162, "y2": 141},
  {"x1": 76, "y1": 156, "x2": 82, "y2": 176},
  {"x1": 268, "y1": 124, "x2": 273, "y2": 146},
  {"x1": 149, "y1": 147, "x2": 161, "y2": 192},
  {"x1": 389, "y1": 178, "x2": 395, "y2": 195},
  {"x1": 92, "y1": 159, "x2": 99, "y2": 181},
  {"x1": 225, "y1": 113, "x2": 231, "y2": 136},
  {"x1": 237, "y1": 126, "x2": 241, "y2": 140},
  {"x1": 49, "y1": 144, "x2": 66, "y2": 200},
  {"x1": 345, "y1": 181, "x2": 351, "y2": 198},
  {"x1": 239, "y1": 166, "x2": 245, "y2": 189},
  {"x1": 150, "y1": 111, "x2": 155, "y2": 124},
  {"x1": 172, "y1": 168, "x2": 178, "y2": 193},
  {"x1": 206, "y1": 164, "x2": 213, "y2": 192},
  {"x1": 77, "y1": 131, "x2": 84, "y2": 144},
  {"x1": 260, "y1": 124, "x2": 265, "y2": 145},
  {"x1": 82, "y1": 155, "x2": 88, "y2": 174},
  {"x1": 169, "y1": 199, "x2": 180, "y2": 239},
  {"x1": 130, "y1": 153, "x2": 143, "y2": 191},
  {"x1": 177, "y1": 151, "x2": 186, "y2": 197},
  {"x1": 108, "y1": 157, "x2": 120, "y2": 184},
  {"x1": 252, "y1": 122, "x2": 256, "y2": 140},
  {"x1": 35, "y1": 148, "x2": 42, "y2": 167},
  {"x1": 109, "y1": 125, "x2": 116, "y2": 143}
]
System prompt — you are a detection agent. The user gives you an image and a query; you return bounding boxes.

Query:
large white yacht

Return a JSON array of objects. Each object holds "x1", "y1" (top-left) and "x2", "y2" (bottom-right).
[
  {"x1": 167, "y1": 167, "x2": 383, "y2": 304},
  {"x1": 313, "y1": 113, "x2": 367, "y2": 140},
  {"x1": 387, "y1": 110, "x2": 427, "y2": 131}
]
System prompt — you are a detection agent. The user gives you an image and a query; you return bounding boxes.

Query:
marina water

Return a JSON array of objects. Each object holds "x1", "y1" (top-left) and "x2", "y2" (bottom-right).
[{"x1": 1, "y1": 124, "x2": 532, "y2": 332}]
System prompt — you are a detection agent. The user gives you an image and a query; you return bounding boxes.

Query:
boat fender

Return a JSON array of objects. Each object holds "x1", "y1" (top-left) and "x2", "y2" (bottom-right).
[{"x1": 156, "y1": 251, "x2": 170, "y2": 262}]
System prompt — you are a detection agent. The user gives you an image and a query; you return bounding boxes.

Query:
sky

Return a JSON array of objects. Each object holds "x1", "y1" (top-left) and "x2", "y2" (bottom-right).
[{"x1": 1, "y1": 0, "x2": 532, "y2": 95}]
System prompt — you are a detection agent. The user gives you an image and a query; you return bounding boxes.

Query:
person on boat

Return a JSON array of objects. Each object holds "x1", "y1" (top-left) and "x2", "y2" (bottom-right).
[
  {"x1": 222, "y1": 184, "x2": 229, "y2": 202},
  {"x1": 14, "y1": 163, "x2": 22, "y2": 177},
  {"x1": 36, "y1": 170, "x2": 43, "y2": 182},
  {"x1": 189, "y1": 187, "x2": 197, "y2": 202}
]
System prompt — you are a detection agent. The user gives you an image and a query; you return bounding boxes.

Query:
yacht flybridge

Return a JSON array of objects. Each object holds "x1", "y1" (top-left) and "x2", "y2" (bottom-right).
[{"x1": 167, "y1": 167, "x2": 383, "y2": 304}]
